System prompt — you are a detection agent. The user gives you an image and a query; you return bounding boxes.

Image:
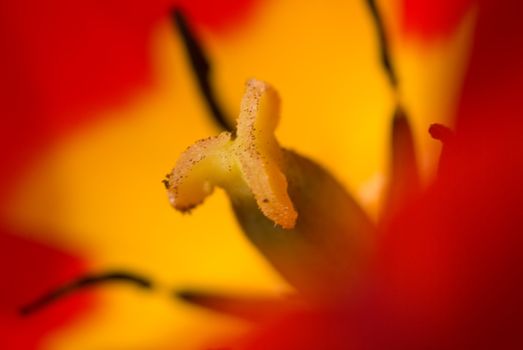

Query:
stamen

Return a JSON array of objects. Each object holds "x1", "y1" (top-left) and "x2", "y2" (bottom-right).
[
  {"x1": 429, "y1": 123, "x2": 455, "y2": 174},
  {"x1": 175, "y1": 289, "x2": 303, "y2": 322},
  {"x1": 20, "y1": 271, "x2": 153, "y2": 316},
  {"x1": 172, "y1": 9, "x2": 233, "y2": 131},
  {"x1": 365, "y1": 0, "x2": 398, "y2": 88},
  {"x1": 381, "y1": 107, "x2": 420, "y2": 221},
  {"x1": 429, "y1": 123, "x2": 454, "y2": 144}
]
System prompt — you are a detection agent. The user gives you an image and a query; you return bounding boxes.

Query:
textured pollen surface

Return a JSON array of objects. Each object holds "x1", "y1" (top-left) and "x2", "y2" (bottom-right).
[
  {"x1": 166, "y1": 79, "x2": 297, "y2": 229},
  {"x1": 167, "y1": 132, "x2": 233, "y2": 211},
  {"x1": 234, "y1": 79, "x2": 297, "y2": 229}
]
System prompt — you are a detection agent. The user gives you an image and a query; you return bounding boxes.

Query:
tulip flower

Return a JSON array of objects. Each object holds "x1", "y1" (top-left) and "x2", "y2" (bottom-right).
[{"x1": 1, "y1": 0, "x2": 507, "y2": 349}]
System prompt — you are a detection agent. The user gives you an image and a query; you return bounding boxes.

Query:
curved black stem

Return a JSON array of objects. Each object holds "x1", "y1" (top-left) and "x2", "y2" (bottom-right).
[
  {"x1": 366, "y1": 0, "x2": 398, "y2": 88},
  {"x1": 172, "y1": 9, "x2": 233, "y2": 132},
  {"x1": 19, "y1": 271, "x2": 153, "y2": 316}
]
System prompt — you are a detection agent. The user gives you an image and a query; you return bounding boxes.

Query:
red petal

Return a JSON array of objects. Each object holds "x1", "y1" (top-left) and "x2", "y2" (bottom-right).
[{"x1": 0, "y1": 228, "x2": 93, "y2": 349}]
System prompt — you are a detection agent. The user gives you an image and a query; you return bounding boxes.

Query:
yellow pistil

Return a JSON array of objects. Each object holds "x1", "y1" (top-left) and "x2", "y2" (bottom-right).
[
  {"x1": 167, "y1": 79, "x2": 297, "y2": 229},
  {"x1": 166, "y1": 79, "x2": 375, "y2": 301}
]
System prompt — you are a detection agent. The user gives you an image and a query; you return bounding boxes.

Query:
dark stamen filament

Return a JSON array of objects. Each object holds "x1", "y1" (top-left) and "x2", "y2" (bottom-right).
[
  {"x1": 19, "y1": 271, "x2": 153, "y2": 316},
  {"x1": 172, "y1": 9, "x2": 233, "y2": 131},
  {"x1": 365, "y1": 0, "x2": 398, "y2": 88}
]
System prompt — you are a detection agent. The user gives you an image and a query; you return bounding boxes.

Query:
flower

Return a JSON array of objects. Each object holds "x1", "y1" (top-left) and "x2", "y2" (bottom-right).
[{"x1": 0, "y1": 0, "x2": 485, "y2": 348}]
